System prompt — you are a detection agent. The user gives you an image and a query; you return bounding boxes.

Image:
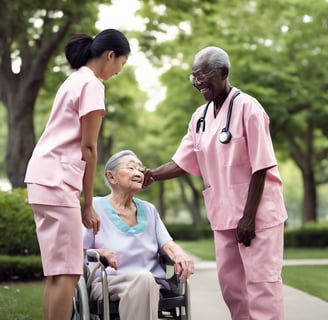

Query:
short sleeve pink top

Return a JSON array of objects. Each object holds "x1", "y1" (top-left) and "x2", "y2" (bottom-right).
[
  {"x1": 25, "y1": 66, "x2": 105, "y2": 207},
  {"x1": 172, "y1": 88, "x2": 288, "y2": 230}
]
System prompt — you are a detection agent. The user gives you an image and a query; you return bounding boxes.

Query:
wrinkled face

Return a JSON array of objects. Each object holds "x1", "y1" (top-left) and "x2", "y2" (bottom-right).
[
  {"x1": 107, "y1": 155, "x2": 145, "y2": 193},
  {"x1": 190, "y1": 56, "x2": 226, "y2": 101}
]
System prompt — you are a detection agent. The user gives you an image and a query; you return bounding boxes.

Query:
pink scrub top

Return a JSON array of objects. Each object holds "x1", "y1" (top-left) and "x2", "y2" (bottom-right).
[
  {"x1": 173, "y1": 88, "x2": 288, "y2": 231},
  {"x1": 25, "y1": 66, "x2": 105, "y2": 207}
]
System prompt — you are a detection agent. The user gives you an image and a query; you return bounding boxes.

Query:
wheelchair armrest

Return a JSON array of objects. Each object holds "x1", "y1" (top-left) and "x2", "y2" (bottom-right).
[
  {"x1": 86, "y1": 249, "x2": 109, "y2": 268},
  {"x1": 159, "y1": 253, "x2": 190, "y2": 296},
  {"x1": 159, "y1": 254, "x2": 174, "y2": 266},
  {"x1": 159, "y1": 254, "x2": 176, "y2": 281}
]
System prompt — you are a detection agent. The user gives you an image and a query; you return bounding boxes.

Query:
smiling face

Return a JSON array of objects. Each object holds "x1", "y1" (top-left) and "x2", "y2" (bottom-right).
[
  {"x1": 106, "y1": 155, "x2": 145, "y2": 194},
  {"x1": 190, "y1": 47, "x2": 231, "y2": 107},
  {"x1": 191, "y1": 55, "x2": 228, "y2": 102}
]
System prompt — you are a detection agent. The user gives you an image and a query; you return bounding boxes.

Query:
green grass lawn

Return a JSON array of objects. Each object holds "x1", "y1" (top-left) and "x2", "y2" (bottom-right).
[
  {"x1": 177, "y1": 240, "x2": 328, "y2": 260},
  {"x1": 0, "y1": 281, "x2": 44, "y2": 320},
  {"x1": 282, "y1": 265, "x2": 328, "y2": 301}
]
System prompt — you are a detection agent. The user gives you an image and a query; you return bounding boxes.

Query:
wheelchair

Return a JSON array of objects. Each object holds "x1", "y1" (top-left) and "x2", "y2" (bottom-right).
[{"x1": 71, "y1": 249, "x2": 191, "y2": 320}]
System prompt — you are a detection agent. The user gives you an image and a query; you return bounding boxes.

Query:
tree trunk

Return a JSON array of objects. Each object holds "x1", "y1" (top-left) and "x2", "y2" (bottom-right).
[
  {"x1": 6, "y1": 100, "x2": 36, "y2": 188},
  {"x1": 287, "y1": 119, "x2": 317, "y2": 224},
  {"x1": 98, "y1": 122, "x2": 113, "y2": 165},
  {"x1": 179, "y1": 176, "x2": 202, "y2": 225},
  {"x1": 4, "y1": 73, "x2": 39, "y2": 188},
  {"x1": 301, "y1": 165, "x2": 317, "y2": 223},
  {"x1": 0, "y1": 10, "x2": 74, "y2": 187},
  {"x1": 158, "y1": 181, "x2": 166, "y2": 220}
]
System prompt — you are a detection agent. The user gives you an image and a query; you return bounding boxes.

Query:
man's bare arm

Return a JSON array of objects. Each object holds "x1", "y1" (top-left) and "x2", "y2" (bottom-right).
[{"x1": 143, "y1": 161, "x2": 186, "y2": 187}]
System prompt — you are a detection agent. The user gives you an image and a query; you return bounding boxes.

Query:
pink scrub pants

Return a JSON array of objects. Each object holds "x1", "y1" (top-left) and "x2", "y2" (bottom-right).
[{"x1": 214, "y1": 223, "x2": 284, "y2": 320}]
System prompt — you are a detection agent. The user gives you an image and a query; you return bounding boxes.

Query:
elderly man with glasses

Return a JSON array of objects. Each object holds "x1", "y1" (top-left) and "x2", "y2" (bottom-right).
[{"x1": 144, "y1": 46, "x2": 287, "y2": 320}]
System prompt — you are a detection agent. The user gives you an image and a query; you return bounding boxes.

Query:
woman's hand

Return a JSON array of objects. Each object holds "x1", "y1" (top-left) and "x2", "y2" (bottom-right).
[
  {"x1": 162, "y1": 241, "x2": 195, "y2": 282},
  {"x1": 174, "y1": 253, "x2": 195, "y2": 283},
  {"x1": 82, "y1": 205, "x2": 100, "y2": 235},
  {"x1": 96, "y1": 248, "x2": 118, "y2": 270}
]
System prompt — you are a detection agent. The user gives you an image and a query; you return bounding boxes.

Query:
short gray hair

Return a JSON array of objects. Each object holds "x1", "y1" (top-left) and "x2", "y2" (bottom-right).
[
  {"x1": 194, "y1": 46, "x2": 230, "y2": 73},
  {"x1": 103, "y1": 150, "x2": 138, "y2": 189}
]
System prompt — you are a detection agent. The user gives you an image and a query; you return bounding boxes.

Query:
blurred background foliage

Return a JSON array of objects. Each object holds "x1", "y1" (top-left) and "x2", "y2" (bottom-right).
[{"x1": 0, "y1": 0, "x2": 328, "y2": 228}]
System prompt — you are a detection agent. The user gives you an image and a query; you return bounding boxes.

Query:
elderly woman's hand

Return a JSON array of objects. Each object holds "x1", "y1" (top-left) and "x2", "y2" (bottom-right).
[
  {"x1": 174, "y1": 253, "x2": 195, "y2": 282},
  {"x1": 96, "y1": 248, "x2": 118, "y2": 270},
  {"x1": 162, "y1": 241, "x2": 195, "y2": 282}
]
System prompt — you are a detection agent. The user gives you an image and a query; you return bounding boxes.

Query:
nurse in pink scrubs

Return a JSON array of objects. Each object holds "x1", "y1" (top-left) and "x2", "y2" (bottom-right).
[
  {"x1": 24, "y1": 29, "x2": 130, "y2": 320},
  {"x1": 144, "y1": 46, "x2": 288, "y2": 320}
]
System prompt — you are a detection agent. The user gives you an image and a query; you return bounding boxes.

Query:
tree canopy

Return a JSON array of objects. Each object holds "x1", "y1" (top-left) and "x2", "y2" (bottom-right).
[
  {"x1": 1, "y1": 0, "x2": 328, "y2": 225},
  {"x1": 135, "y1": 0, "x2": 328, "y2": 223},
  {"x1": 0, "y1": 0, "x2": 103, "y2": 187}
]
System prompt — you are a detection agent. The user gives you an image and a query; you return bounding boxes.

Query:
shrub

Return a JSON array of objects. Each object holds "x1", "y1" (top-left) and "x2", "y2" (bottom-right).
[
  {"x1": 284, "y1": 222, "x2": 328, "y2": 247},
  {"x1": 0, "y1": 255, "x2": 43, "y2": 281},
  {"x1": 165, "y1": 223, "x2": 213, "y2": 240},
  {"x1": 0, "y1": 188, "x2": 40, "y2": 255}
]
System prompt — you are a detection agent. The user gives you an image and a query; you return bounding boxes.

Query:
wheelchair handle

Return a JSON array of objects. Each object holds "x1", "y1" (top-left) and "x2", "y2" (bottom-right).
[{"x1": 86, "y1": 249, "x2": 109, "y2": 268}]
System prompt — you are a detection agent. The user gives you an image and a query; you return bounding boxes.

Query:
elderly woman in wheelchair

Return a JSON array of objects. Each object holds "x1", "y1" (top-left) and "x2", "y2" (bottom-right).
[{"x1": 81, "y1": 150, "x2": 194, "y2": 320}]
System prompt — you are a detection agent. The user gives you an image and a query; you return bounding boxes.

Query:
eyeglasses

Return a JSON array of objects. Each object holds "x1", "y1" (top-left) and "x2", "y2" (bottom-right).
[{"x1": 189, "y1": 70, "x2": 217, "y2": 85}]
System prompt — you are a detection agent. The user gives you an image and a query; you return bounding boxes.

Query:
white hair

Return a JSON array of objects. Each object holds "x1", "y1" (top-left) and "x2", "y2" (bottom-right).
[
  {"x1": 194, "y1": 46, "x2": 230, "y2": 72},
  {"x1": 103, "y1": 150, "x2": 138, "y2": 190}
]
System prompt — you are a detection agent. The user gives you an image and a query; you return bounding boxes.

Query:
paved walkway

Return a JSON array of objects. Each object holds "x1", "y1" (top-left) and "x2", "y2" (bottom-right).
[{"x1": 189, "y1": 259, "x2": 328, "y2": 319}]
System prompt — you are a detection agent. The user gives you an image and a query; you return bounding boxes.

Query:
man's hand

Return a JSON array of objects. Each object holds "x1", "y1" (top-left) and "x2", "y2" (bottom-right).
[
  {"x1": 237, "y1": 169, "x2": 267, "y2": 246},
  {"x1": 237, "y1": 216, "x2": 256, "y2": 247},
  {"x1": 82, "y1": 205, "x2": 100, "y2": 235},
  {"x1": 143, "y1": 168, "x2": 155, "y2": 188}
]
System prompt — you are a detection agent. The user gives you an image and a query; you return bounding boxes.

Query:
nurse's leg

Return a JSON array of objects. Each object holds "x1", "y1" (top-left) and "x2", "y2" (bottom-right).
[
  {"x1": 32, "y1": 204, "x2": 84, "y2": 320},
  {"x1": 44, "y1": 274, "x2": 80, "y2": 320},
  {"x1": 214, "y1": 230, "x2": 250, "y2": 320},
  {"x1": 241, "y1": 223, "x2": 284, "y2": 320}
]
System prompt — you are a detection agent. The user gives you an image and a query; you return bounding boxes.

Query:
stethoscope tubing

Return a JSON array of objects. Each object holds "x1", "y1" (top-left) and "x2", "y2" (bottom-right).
[
  {"x1": 195, "y1": 90, "x2": 241, "y2": 144},
  {"x1": 196, "y1": 100, "x2": 211, "y2": 134}
]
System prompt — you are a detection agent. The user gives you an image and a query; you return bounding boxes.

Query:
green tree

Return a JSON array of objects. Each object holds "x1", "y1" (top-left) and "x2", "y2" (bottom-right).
[
  {"x1": 230, "y1": 0, "x2": 328, "y2": 224},
  {"x1": 137, "y1": 0, "x2": 328, "y2": 223},
  {"x1": 0, "y1": 0, "x2": 101, "y2": 187}
]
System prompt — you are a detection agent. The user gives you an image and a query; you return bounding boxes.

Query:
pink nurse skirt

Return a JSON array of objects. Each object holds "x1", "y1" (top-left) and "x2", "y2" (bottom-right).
[{"x1": 32, "y1": 204, "x2": 84, "y2": 276}]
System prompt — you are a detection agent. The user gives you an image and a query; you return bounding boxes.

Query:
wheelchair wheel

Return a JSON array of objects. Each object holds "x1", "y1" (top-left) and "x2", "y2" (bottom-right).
[{"x1": 71, "y1": 276, "x2": 90, "y2": 320}]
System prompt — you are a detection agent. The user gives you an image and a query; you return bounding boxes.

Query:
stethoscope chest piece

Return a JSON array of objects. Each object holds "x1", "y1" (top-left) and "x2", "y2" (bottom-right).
[
  {"x1": 195, "y1": 89, "x2": 241, "y2": 147},
  {"x1": 219, "y1": 129, "x2": 232, "y2": 144}
]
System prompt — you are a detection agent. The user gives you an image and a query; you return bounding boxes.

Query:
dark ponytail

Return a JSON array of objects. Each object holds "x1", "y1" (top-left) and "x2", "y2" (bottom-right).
[
  {"x1": 65, "y1": 33, "x2": 93, "y2": 70},
  {"x1": 65, "y1": 29, "x2": 130, "y2": 70}
]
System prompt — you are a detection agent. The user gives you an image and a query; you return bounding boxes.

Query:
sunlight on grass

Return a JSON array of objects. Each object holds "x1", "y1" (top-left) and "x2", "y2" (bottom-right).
[
  {"x1": 178, "y1": 239, "x2": 328, "y2": 261},
  {"x1": 282, "y1": 265, "x2": 328, "y2": 301},
  {"x1": 284, "y1": 247, "x2": 328, "y2": 259},
  {"x1": 0, "y1": 282, "x2": 44, "y2": 320},
  {"x1": 177, "y1": 240, "x2": 216, "y2": 260}
]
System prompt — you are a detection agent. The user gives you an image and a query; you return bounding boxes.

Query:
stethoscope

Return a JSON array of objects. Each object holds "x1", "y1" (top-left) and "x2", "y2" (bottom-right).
[{"x1": 196, "y1": 90, "x2": 241, "y2": 144}]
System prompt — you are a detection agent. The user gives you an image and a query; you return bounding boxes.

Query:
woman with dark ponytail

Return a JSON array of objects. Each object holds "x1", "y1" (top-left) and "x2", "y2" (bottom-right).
[{"x1": 25, "y1": 29, "x2": 130, "y2": 320}]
